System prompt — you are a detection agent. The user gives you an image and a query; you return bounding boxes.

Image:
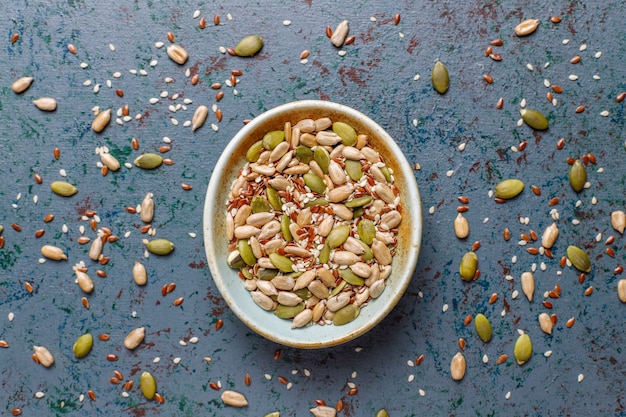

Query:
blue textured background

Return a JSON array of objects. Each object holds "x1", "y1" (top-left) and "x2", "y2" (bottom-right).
[{"x1": 1, "y1": 1, "x2": 625, "y2": 416}]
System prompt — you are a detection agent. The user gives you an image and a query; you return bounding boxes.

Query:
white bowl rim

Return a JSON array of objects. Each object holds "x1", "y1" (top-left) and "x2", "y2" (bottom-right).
[{"x1": 203, "y1": 100, "x2": 422, "y2": 348}]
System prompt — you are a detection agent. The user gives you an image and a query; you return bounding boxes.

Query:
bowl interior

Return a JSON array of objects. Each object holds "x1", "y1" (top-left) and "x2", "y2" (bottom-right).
[{"x1": 203, "y1": 100, "x2": 422, "y2": 348}]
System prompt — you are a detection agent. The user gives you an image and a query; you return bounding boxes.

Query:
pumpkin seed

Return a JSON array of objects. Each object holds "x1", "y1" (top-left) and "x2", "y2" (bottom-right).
[
  {"x1": 313, "y1": 146, "x2": 330, "y2": 174},
  {"x1": 140, "y1": 371, "x2": 157, "y2": 400},
  {"x1": 474, "y1": 313, "x2": 492, "y2": 342},
  {"x1": 304, "y1": 197, "x2": 329, "y2": 209},
  {"x1": 432, "y1": 61, "x2": 449, "y2": 94},
  {"x1": 357, "y1": 219, "x2": 376, "y2": 245},
  {"x1": 345, "y1": 159, "x2": 363, "y2": 181},
  {"x1": 274, "y1": 302, "x2": 305, "y2": 319},
  {"x1": 494, "y1": 179, "x2": 524, "y2": 199},
  {"x1": 450, "y1": 352, "x2": 466, "y2": 381},
  {"x1": 520, "y1": 109, "x2": 549, "y2": 130},
  {"x1": 332, "y1": 304, "x2": 360, "y2": 325},
  {"x1": 246, "y1": 140, "x2": 264, "y2": 162},
  {"x1": 618, "y1": 280, "x2": 626, "y2": 303},
  {"x1": 257, "y1": 268, "x2": 278, "y2": 281},
  {"x1": 375, "y1": 410, "x2": 389, "y2": 417},
  {"x1": 566, "y1": 245, "x2": 591, "y2": 272},
  {"x1": 269, "y1": 253, "x2": 294, "y2": 272},
  {"x1": 327, "y1": 225, "x2": 350, "y2": 248},
  {"x1": 238, "y1": 240, "x2": 257, "y2": 266},
  {"x1": 340, "y1": 268, "x2": 365, "y2": 286},
  {"x1": 295, "y1": 145, "x2": 313, "y2": 163},
  {"x1": 267, "y1": 187, "x2": 282, "y2": 211},
  {"x1": 611, "y1": 210, "x2": 626, "y2": 234},
  {"x1": 124, "y1": 327, "x2": 145, "y2": 350},
  {"x1": 318, "y1": 243, "x2": 330, "y2": 264},
  {"x1": 332, "y1": 121, "x2": 357, "y2": 146},
  {"x1": 569, "y1": 160, "x2": 586, "y2": 192},
  {"x1": 262, "y1": 130, "x2": 285, "y2": 150},
  {"x1": 50, "y1": 181, "x2": 78, "y2": 197},
  {"x1": 235, "y1": 35, "x2": 263, "y2": 57},
  {"x1": 280, "y1": 214, "x2": 293, "y2": 242},
  {"x1": 264, "y1": 412, "x2": 280, "y2": 417},
  {"x1": 134, "y1": 153, "x2": 163, "y2": 169},
  {"x1": 304, "y1": 173, "x2": 327, "y2": 194},
  {"x1": 459, "y1": 251, "x2": 478, "y2": 281},
  {"x1": 221, "y1": 390, "x2": 249, "y2": 407},
  {"x1": 147, "y1": 239, "x2": 175, "y2": 255},
  {"x1": 73, "y1": 333, "x2": 93, "y2": 358},
  {"x1": 92, "y1": 109, "x2": 111, "y2": 132},
  {"x1": 380, "y1": 166, "x2": 392, "y2": 183},
  {"x1": 514, "y1": 333, "x2": 532, "y2": 365},
  {"x1": 251, "y1": 196, "x2": 271, "y2": 213}
]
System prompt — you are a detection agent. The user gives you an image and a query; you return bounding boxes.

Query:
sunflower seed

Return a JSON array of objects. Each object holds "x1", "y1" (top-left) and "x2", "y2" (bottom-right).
[
  {"x1": 192, "y1": 105, "x2": 208, "y2": 131},
  {"x1": 33, "y1": 345, "x2": 55, "y2": 367},
  {"x1": 41, "y1": 245, "x2": 67, "y2": 261},
  {"x1": 12, "y1": 76, "x2": 34, "y2": 94},
  {"x1": 133, "y1": 261, "x2": 147, "y2": 285},
  {"x1": 450, "y1": 352, "x2": 466, "y2": 381},
  {"x1": 521, "y1": 272, "x2": 535, "y2": 301},
  {"x1": 611, "y1": 210, "x2": 625, "y2": 234},
  {"x1": 92, "y1": 109, "x2": 111, "y2": 132},
  {"x1": 140, "y1": 193, "x2": 154, "y2": 223},
  {"x1": 330, "y1": 20, "x2": 349, "y2": 47},
  {"x1": 33, "y1": 97, "x2": 57, "y2": 111},
  {"x1": 515, "y1": 19, "x2": 539, "y2": 36},
  {"x1": 166, "y1": 44, "x2": 189, "y2": 64}
]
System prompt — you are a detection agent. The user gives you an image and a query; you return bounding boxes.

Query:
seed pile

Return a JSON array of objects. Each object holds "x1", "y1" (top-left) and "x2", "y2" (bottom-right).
[{"x1": 226, "y1": 119, "x2": 401, "y2": 328}]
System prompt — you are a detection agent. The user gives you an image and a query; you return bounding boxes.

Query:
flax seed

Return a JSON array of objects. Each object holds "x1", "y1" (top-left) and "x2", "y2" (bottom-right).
[
  {"x1": 173, "y1": 297, "x2": 184, "y2": 306},
  {"x1": 542, "y1": 301, "x2": 553, "y2": 309},
  {"x1": 209, "y1": 382, "x2": 220, "y2": 391},
  {"x1": 503, "y1": 228, "x2": 511, "y2": 241},
  {"x1": 497, "y1": 97, "x2": 504, "y2": 109},
  {"x1": 607, "y1": 248, "x2": 616, "y2": 257},
  {"x1": 489, "y1": 53, "x2": 502, "y2": 61},
  {"x1": 199, "y1": 17, "x2": 206, "y2": 29},
  {"x1": 244, "y1": 373, "x2": 251, "y2": 386},
  {"x1": 578, "y1": 273, "x2": 586, "y2": 283},
  {"x1": 496, "y1": 354, "x2": 508, "y2": 364},
  {"x1": 570, "y1": 55, "x2": 581, "y2": 64},
  {"x1": 566, "y1": 317, "x2": 575, "y2": 328},
  {"x1": 463, "y1": 314, "x2": 473, "y2": 326},
  {"x1": 548, "y1": 197, "x2": 559, "y2": 206},
  {"x1": 68, "y1": 44, "x2": 77, "y2": 54},
  {"x1": 489, "y1": 293, "x2": 498, "y2": 304},
  {"x1": 483, "y1": 74, "x2": 493, "y2": 84},
  {"x1": 457, "y1": 206, "x2": 469, "y2": 213},
  {"x1": 617, "y1": 92, "x2": 626, "y2": 102},
  {"x1": 485, "y1": 46, "x2": 493, "y2": 57},
  {"x1": 585, "y1": 286, "x2": 594, "y2": 296},
  {"x1": 557, "y1": 138, "x2": 565, "y2": 149},
  {"x1": 216, "y1": 319, "x2": 224, "y2": 330},
  {"x1": 458, "y1": 338, "x2": 466, "y2": 350},
  {"x1": 606, "y1": 235, "x2": 615, "y2": 245},
  {"x1": 575, "y1": 105, "x2": 585, "y2": 113},
  {"x1": 615, "y1": 266, "x2": 624, "y2": 274},
  {"x1": 53, "y1": 147, "x2": 60, "y2": 159},
  {"x1": 98, "y1": 334, "x2": 110, "y2": 341},
  {"x1": 394, "y1": 13, "x2": 401, "y2": 25},
  {"x1": 106, "y1": 354, "x2": 118, "y2": 361},
  {"x1": 325, "y1": 25, "x2": 333, "y2": 38}
]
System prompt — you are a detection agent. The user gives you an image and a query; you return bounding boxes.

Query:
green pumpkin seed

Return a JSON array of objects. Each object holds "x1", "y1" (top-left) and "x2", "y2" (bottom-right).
[
  {"x1": 332, "y1": 304, "x2": 360, "y2": 325},
  {"x1": 304, "y1": 173, "x2": 327, "y2": 194},
  {"x1": 566, "y1": 245, "x2": 591, "y2": 272},
  {"x1": 73, "y1": 333, "x2": 93, "y2": 358},
  {"x1": 303, "y1": 197, "x2": 329, "y2": 208},
  {"x1": 269, "y1": 253, "x2": 294, "y2": 273},
  {"x1": 246, "y1": 140, "x2": 263, "y2": 162},
  {"x1": 514, "y1": 333, "x2": 532, "y2": 365},
  {"x1": 494, "y1": 179, "x2": 524, "y2": 199},
  {"x1": 359, "y1": 240, "x2": 374, "y2": 262},
  {"x1": 146, "y1": 238, "x2": 175, "y2": 255},
  {"x1": 294, "y1": 288, "x2": 312, "y2": 300},
  {"x1": 140, "y1": 371, "x2": 157, "y2": 400},
  {"x1": 318, "y1": 243, "x2": 330, "y2": 264},
  {"x1": 134, "y1": 153, "x2": 163, "y2": 169},
  {"x1": 274, "y1": 302, "x2": 304, "y2": 319},
  {"x1": 262, "y1": 130, "x2": 285, "y2": 150},
  {"x1": 520, "y1": 109, "x2": 549, "y2": 130},
  {"x1": 346, "y1": 195, "x2": 372, "y2": 209},
  {"x1": 237, "y1": 240, "x2": 256, "y2": 266},
  {"x1": 327, "y1": 225, "x2": 350, "y2": 248},
  {"x1": 341, "y1": 268, "x2": 365, "y2": 286},
  {"x1": 330, "y1": 279, "x2": 347, "y2": 297},
  {"x1": 0, "y1": 225, "x2": 3, "y2": 234},
  {"x1": 267, "y1": 187, "x2": 282, "y2": 211},
  {"x1": 459, "y1": 251, "x2": 478, "y2": 281},
  {"x1": 257, "y1": 268, "x2": 279, "y2": 280},
  {"x1": 569, "y1": 160, "x2": 586, "y2": 192},
  {"x1": 332, "y1": 121, "x2": 357, "y2": 146},
  {"x1": 251, "y1": 196, "x2": 271, "y2": 213},
  {"x1": 474, "y1": 313, "x2": 492, "y2": 342},
  {"x1": 281, "y1": 213, "x2": 292, "y2": 242},
  {"x1": 352, "y1": 207, "x2": 364, "y2": 218},
  {"x1": 432, "y1": 60, "x2": 450, "y2": 94},
  {"x1": 294, "y1": 145, "x2": 313, "y2": 163},
  {"x1": 240, "y1": 267, "x2": 253, "y2": 279},
  {"x1": 264, "y1": 413, "x2": 280, "y2": 417},
  {"x1": 227, "y1": 251, "x2": 245, "y2": 269},
  {"x1": 235, "y1": 35, "x2": 264, "y2": 57},
  {"x1": 50, "y1": 181, "x2": 78, "y2": 197},
  {"x1": 380, "y1": 166, "x2": 392, "y2": 183},
  {"x1": 345, "y1": 159, "x2": 363, "y2": 181},
  {"x1": 313, "y1": 146, "x2": 330, "y2": 174},
  {"x1": 375, "y1": 410, "x2": 390, "y2": 417},
  {"x1": 357, "y1": 219, "x2": 376, "y2": 245}
]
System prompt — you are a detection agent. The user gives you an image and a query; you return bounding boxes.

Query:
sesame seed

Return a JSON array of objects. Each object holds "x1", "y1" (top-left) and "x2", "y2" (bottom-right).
[
  {"x1": 442, "y1": 304, "x2": 448, "y2": 312},
  {"x1": 595, "y1": 51, "x2": 602, "y2": 58},
  {"x1": 593, "y1": 74, "x2": 601, "y2": 80},
  {"x1": 370, "y1": 16, "x2": 377, "y2": 22},
  {"x1": 600, "y1": 110, "x2": 610, "y2": 117},
  {"x1": 563, "y1": 39, "x2": 570, "y2": 44},
  {"x1": 193, "y1": 10, "x2": 200, "y2": 18},
  {"x1": 580, "y1": 44, "x2": 587, "y2": 51},
  {"x1": 458, "y1": 142, "x2": 466, "y2": 151},
  {"x1": 578, "y1": 373, "x2": 584, "y2": 382},
  {"x1": 413, "y1": 74, "x2": 420, "y2": 81},
  {"x1": 338, "y1": 50, "x2": 347, "y2": 57},
  {"x1": 526, "y1": 63, "x2": 534, "y2": 71},
  {"x1": 505, "y1": 391, "x2": 511, "y2": 400},
  {"x1": 283, "y1": 20, "x2": 292, "y2": 26},
  {"x1": 408, "y1": 374, "x2": 415, "y2": 382},
  {"x1": 419, "y1": 389, "x2": 426, "y2": 396},
  {"x1": 109, "y1": 43, "x2": 115, "y2": 51},
  {"x1": 428, "y1": 206, "x2": 435, "y2": 214},
  {"x1": 482, "y1": 354, "x2": 489, "y2": 363},
  {"x1": 512, "y1": 290, "x2": 519, "y2": 299},
  {"x1": 569, "y1": 74, "x2": 579, "y2": 81}
]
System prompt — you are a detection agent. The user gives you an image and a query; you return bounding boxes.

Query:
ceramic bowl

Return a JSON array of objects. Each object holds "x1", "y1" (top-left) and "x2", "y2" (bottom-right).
[{"x1": 203, "y1": 100, "x2": 422, "y2": 348}]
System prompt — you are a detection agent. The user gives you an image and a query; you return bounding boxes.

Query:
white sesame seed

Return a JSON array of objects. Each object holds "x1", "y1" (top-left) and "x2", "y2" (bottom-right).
[
  {"x1": 153, "y1": 357, "x2": 160, "y2": 363},
  {"x1": 531, "y1": 263, "x2": 537, "y2": 272},
  {"x1": 413, "y1": 74, "x2": 420, "y2": 81},
  {"x1": 419, "y1": 389, "x2": 426, "y2": 397},
  {"x1": 552, "y1": 98, "x2": 558, "y2": 106},
  {"x1": 109, "y1": 43, "x2": 116, "y2": 51},
  {"x1": 428, "y1": 206, "x2": 435, "y2": 214},
  {"x1": 408, "y1": 374, "x2": 415, "y2": 382},
  {"x1": 155, "y1": 41, "x2": 164, "y2": 48},
  {"x1": 112, "y1": 71, "x2": 121, "y2": 78},
  {"x1": 418, "y1": 291, "x2": 423, "y2": 298},
  {"x1": 595, "y1": 51, "x2": 602, "y2": 58},
  {"x1": 511, "y1": 146, "x2": 518, "y2": 153},
  {"x1": 544, "y1": 79, "x2": 550, "y2": 87},
  {"x1": 183, "y1": 120, "x2": 191, "y2": 127},
  {"x1": 83, "y1": 79, "x2": 92, "y2": 86},
  {"x1": 287, "y1": 382, "x2": 293, "y2": 390},
  {"x1": 512, "y1": 255, "x2": 517, "y2": 264},
  {"x1": 442, "y1": 304, "x2": 448, "y2": 312},
  {"x1": 544, "y1": 350, "x2": 552, "y2": 357},
  {"x1": 193, "y1": 10, "x2": 200, "y2": 19},
  {"x1": 264, "y1": 374, "x2": 272, "y2": 380},
  {"x1": 544, "y1": 61, "x2": 550, "y2": 68},
  {"x1": 173, "y1": 357, "x2": 181, "y2": 364},
  {"x1": 578, "y1": 373, "x2": 584, "y2": 382},
  {"x1": 189, "y1": 336, "x2": 199, "y2": 343},
  {"x1": 569, "y1": 74, "x2": 579, "y2": 81},
  {"x1": 591, "y1": 196, "x2": 597, "y2": 205},
  {"x1": 597, "y1": 167, "x2": 604, "y2": 173},
  {"x1": 184, "y1": 98, "x2": 193, "y2": 104},
  {"x1": 501, "y1": 309, "x2": 506, "y2": 317},
  {"x1": 93, "y1": 84, "x2": 100, "y2": 93},
  {"x1": 512, "y1": 290, "x2": 519, "y2": 299},
  {"x1": 124, "y1": 162, "x2": 132, "y2": 169},
  {"x1": 399, "y1": 32, "x2": 404, "y2": 38},
  {"x1": 8, "y1": 312, "x2": 15, "y2": 321},
  {"x1": 185, "y1": 68, "x2": 191, "y2": 77},
  {"x1": 505, "y1": 391, "x2": 511, "y2": 400},
  {"x1": 211, "y1": 123, "x2": 219, "y2": 131},
  {"x1": 458, "y1": 142, "x2": 466, "y2": 151},
  {"x1": 593, "y1": 74, "x2": 601, "y2": 80},
  {"x1": 370, "y1": 16, "x2": 377, "y2": 22},
  {"x1": 540, "y1": 262, "x2": 547, "y2": 271},
  {"x1": 160, "y1": 91, "x2": 168, "y2": 98},
  {"x1": 35, "y1": 392, "x2": 45, "y2": 399},
  {"x1": 517, "y1": 329, "x2": 525, "y2": 335},
  {"x1": 283, "y1": 20, "x2": 291, "y2": 26},
  {"x1": 300, "y1": 58, "x2": 308, "y2": 65},
  {"x1": 505, "y1": 275, "x2": 514, "y2": 281},
  {"x1": 520, "y1": 98, "x2": 526, "y2": 108},
  {"x1": 338, "y1": 50, "x2": 347, "y2": 57},
  {"x1": 572, "y1": 219, "x2": 581, "y2": 225},
  {"x1": 227, "y1": 13, "x2": 233, "y2": 20},
  {"x1": 38, "y1": 258, "x2": 46, "y2": 264},
  {"x1": 600, "y1": 110, "x2": 610, "y2": 117},
  {"x1": 106, "y1": 79, "x2": 112, "y2": 88},
  {"x1": 579, "y1": 44, "x2": 587, "y2": 51},
  {"x1": 412, "y1": 119, "x2": 418, "y2": 127},
  {"x1": 171, "y1": 118, "x2": 179, "y2": 126},
  {"x1": 219, "y1": 46, "x2": 226, "y2": 54},
  {"x1": 482, "y1": 354, "x2": 489, "y2": 364},
  {"x1": 188, "y1": 232, "x2": 197, "y2": 238},
  {"x1": 517, "y1": 118, "x2": 524, "y2": 127},
  {"x1": 79, "y1": 394, "x2": 85, "y2": 402},
  {"x1": 139, "y1": 69, "x2": 148, "y2": 76},
  {"x1": 563, "y1": 39, "x2": 570, "y2": 45},
  {"x1": 526, "y1": 63, "x2": 534, "y2": 71},
  {"x1": 115, "y1": 118, "x2": 123, "y2": 125}
]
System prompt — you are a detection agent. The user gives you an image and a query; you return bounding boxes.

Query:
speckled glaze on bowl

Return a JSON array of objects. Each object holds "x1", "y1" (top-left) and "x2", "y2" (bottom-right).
[{"x1": 203, "y1": 100, "x2": 422, "y2": 349}]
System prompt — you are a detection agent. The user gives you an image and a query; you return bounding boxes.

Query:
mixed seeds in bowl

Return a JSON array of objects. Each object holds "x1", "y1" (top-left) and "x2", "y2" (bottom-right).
[{"x1": 226, "y1": 117, "x2": 402, "y2": 328}]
